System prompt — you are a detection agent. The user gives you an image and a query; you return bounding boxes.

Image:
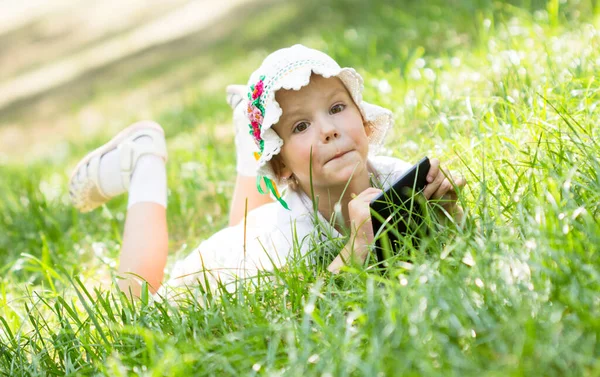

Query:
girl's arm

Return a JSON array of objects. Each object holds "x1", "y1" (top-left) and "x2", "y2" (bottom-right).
[
  {"x1": 229, "y1": 175, "x2": 273, "y2": 226},
  {"x1": 327, "y1": 230, "x2": 371, "y2": 273}
]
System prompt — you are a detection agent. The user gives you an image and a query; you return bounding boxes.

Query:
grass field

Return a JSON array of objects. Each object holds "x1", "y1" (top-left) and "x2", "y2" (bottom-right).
[{"x1": 1, "y1": 0, "x2": 599, "y2": 375}]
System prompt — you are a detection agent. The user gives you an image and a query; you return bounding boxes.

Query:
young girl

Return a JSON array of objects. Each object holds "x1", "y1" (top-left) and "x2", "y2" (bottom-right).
[{"x1": 69, "y1": 44, "x2": 465, "y2": 297}]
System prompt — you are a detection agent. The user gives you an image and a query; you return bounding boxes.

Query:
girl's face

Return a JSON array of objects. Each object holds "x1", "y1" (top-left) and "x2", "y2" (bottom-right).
[{"x1": 273, "y1": 75, "x2": 370, "y2": 192}]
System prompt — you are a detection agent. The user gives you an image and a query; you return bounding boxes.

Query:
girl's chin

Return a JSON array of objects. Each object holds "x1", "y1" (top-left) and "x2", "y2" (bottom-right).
[
  {"x1": 299, "y1": 162, "x2": 368, "y2": 188},
  {"x1": 324, "y1": 171, "x2": 367, "y2": 187},
  {"x1": 326, "y1": 161, "x2": 367, "y2": 178}
]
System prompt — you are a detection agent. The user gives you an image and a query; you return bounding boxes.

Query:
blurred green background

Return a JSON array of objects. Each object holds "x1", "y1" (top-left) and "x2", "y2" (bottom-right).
[{"x1": 2, "y1": 0, "x2": 596, "y2": 163}]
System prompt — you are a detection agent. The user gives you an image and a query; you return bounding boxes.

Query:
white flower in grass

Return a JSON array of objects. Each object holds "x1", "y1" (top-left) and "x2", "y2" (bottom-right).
[
  {"x1": 559, "y1": 69, "x2": 573, "y2": 82},
  {"x1": 440, "y1": 113, "x2": 450, "y2": 127},
  {"x1": 410, "y1": 68, "x2": 421, "y2": 80},
  {"x1": 572, "y1": 206, "x2": 587, "y2": 219},
  {"x1": 475, "y1": 278, "x2": 484, "y2": 288},
  {"x1": 505, "y1": 50, "x2": 521, "y2": 66},
  {"x1": 424, "y1": 68, "x2": 436, "y2": 81},
  {"x1": 19, "y1": 196, "x2": 30, "y2": 207},
  {"x1": 461, "y1": 252, "x2": 475, "y2": 267},
  {"x1": 405, "y1": 90, "x2": 418, "y2": 107},
  {"x1": 534, "y1": 10, "x2": 548, "y2": 21},
  {"x1": 92, "y1": 242, "x2": 107, "y2": 257},
  {"x1": 344, "y1": 28, "x2": 358, "y2": 41},
  {"x1": 440, "y1": 83, "x2": 450, "y2": 98},
  {"x1": 524, "y1": 38, "x2": 535, "y2": 50},
  {"x1": 39, "y1": 173, "x2": 63, "y2": 202},
  {"x1": 377, "y1": 79, "x2": 392, "y2": 94}
]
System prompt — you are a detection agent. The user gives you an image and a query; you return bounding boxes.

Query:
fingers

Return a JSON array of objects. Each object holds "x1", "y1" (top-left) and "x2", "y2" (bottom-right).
[
  {"x1": 348, "y1": 187, "x2": 382, "y2": 239},
  {"x1": 423, "y1": 160, "x2": 467, "y2": 200},
  {"x1": 427, "y1": 158, "x2": 440, "y2": 183},
  {"x1": 432, "y1": 177, "x2": 455, "y2": 199},
  {"x1": 423, "y1": 160, "x2": 445, "y2": 199},
  {"x1": 454, "y1": 175, "x2": 467, "y2": 188},
  {"x1": 432, "y1": 172, "x2": 467, "y2": 199},
  {"x1": 350, "y1": 187, "x2": 382, "y2": 201}
]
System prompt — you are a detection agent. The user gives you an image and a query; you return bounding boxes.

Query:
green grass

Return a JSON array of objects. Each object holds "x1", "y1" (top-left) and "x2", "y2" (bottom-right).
[{"x1": 1, "y1": 0, "x2": 600, "y2": 375}]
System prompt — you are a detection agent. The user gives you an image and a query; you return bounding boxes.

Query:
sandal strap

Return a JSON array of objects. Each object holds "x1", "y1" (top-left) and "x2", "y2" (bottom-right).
[{"x1": 118, "y1": 128, "x2": 168, "y2": 189}]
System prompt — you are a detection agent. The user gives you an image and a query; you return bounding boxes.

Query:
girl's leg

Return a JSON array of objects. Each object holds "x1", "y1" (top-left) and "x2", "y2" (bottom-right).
[
  {"x1": 69, "y1": 121, "x2": 168, "y2": 296},
  {"x1": 118, "y1": 131, "x2": 169, "y2": 296},
  {"x1": 119, "y1": 202, "x2": 168, "y2": 296}
]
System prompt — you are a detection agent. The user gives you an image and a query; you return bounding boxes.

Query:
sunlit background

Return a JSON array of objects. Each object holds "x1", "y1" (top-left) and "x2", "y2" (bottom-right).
[
  {"x1": 0, "y1": 0, "x2": 303, "y2": 162},
  {"x1": 2, "y1": 0, "x2": 597, "y2": 165}
]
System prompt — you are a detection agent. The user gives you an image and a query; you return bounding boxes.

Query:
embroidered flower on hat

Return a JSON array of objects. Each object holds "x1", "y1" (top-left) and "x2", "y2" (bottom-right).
[
  {"x1": 247, "y1": 75, "x2": 266, "y2": 153},
  {"x1": 246, "y1": 75, "x2": 289, "y2": 210},
  {"x1": 252, "y1": 79, "x2": 264, "y2": 100}
]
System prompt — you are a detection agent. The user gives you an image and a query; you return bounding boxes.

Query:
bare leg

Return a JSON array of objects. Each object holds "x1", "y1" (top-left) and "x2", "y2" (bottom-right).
[{"x1": 118, "y1": 202, "x2": 168, "y2": 296}]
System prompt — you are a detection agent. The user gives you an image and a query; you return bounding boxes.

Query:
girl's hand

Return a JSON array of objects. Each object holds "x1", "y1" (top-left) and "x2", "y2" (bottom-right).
[
  {"x1": 327, "y1": 187, "x2": 382, "y2": 274},
  {"x1": 348, "y1": 187, "x2": 383, "y2": 246},
  {"x1": 422, "y1": 158, "x2": 466, "y2": 221}
]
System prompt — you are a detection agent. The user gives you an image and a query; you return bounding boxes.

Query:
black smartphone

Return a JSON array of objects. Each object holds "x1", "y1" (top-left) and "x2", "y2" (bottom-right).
[{"x1": 370, "y1": 156, "x2": 431, "y2": 262}]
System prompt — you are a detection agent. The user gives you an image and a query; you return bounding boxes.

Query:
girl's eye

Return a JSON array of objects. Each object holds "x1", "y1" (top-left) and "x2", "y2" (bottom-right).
[
  {"x1": 293, "y1": 122, "x2": 309, "y2": 133},
  {"x1": 330, "y1": 103, "x2": 346, "y2": 114}
]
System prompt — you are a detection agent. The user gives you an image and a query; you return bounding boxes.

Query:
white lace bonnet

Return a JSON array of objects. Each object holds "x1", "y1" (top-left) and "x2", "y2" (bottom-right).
[{"x1": 245, "y1": 44, "x2": 394, "y2": 205}]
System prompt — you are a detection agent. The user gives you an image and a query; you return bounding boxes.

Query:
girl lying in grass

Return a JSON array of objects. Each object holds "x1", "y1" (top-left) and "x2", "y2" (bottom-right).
[{"x1": 68, "y1": 44, "x2": 465, "y2": 297}]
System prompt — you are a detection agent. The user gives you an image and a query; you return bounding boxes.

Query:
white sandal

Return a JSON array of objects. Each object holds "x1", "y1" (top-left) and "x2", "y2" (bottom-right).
[
  {"x1": 69, "y1": 121, "x2": 168, "y2": 213},
  {"x1": 226, "y1": 84, "x2": 247, "y2": 110}
]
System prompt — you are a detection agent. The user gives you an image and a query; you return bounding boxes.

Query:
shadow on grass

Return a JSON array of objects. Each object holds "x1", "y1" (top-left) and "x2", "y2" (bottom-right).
[{"x1": 0, "y1": 0, "x2": 321, "y2": 126}]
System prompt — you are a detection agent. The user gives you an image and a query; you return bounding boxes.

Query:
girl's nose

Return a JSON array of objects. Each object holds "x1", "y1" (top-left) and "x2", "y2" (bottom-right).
[
  {"x1": 320, "y1": 119, "x2": 340, "y2": 143},
  {"x1": 324, "y1": 130, "x2": 339, "y2": 142}
]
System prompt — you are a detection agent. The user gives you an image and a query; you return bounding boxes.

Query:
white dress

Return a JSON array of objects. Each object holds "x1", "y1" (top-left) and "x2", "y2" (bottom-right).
[{"x1": 161, "y1": 155, "x2": 411, "y2": 293}]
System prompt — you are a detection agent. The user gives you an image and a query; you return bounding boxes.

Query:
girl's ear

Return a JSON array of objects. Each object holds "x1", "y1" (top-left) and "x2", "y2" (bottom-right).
[
  {"x1": 280, "y1": 161, "x2": 293, "y2": 180},
  {"x1": 271, "y1": 155, "x2": 292, "y2": 181},
  {"x1": 364, "y1": 120, "x2": 373, "y2": 137}
]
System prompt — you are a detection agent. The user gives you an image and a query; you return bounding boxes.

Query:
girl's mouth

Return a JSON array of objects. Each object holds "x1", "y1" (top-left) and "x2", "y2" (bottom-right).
[{"x1": 326, "y1": 150, "x2": 352, "y2": 163}]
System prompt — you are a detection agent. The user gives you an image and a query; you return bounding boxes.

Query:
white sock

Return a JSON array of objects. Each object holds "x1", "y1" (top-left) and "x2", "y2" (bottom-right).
[
  {"x1": 96, "y1": 134, "x2": 167, "y2": 208},
  {"x1": 127, "y1": 137, "x2": 167, "y2": 209}
]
